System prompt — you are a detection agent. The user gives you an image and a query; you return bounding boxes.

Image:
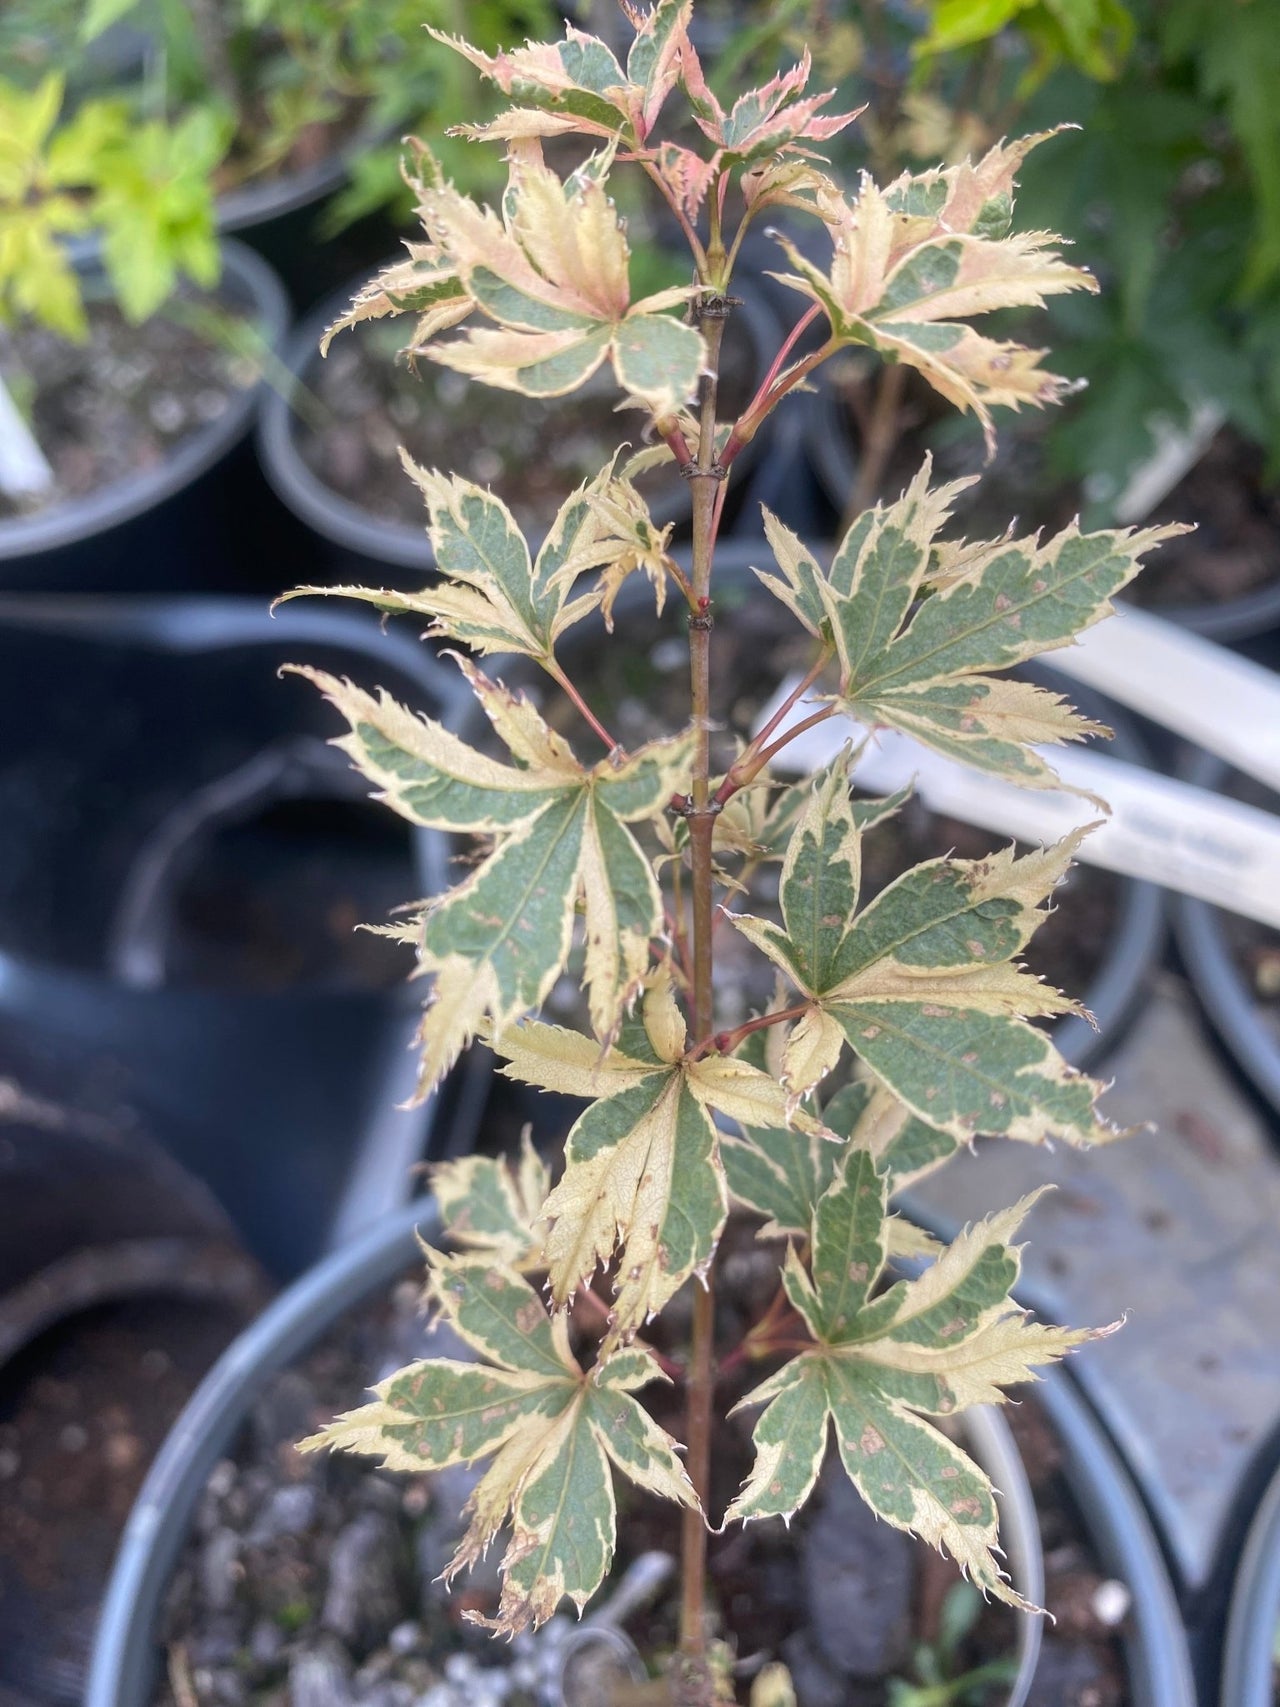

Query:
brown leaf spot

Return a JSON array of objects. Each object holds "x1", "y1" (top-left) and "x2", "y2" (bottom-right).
[
  {"x1": 966, "y1": 940, "x2": 986, "y2": 959},
  {"x1": 995, "y1": 594, "x2": 1011, "y2": 612},
  {"x1": 516, "y1": 1299, "x2": 544, "y2": 1334},
  {"x1": 950, "y1": 1495, "x2": 984, "y2": 1519},
  {"x1": 937, "y1": 1315, "x2": 968, "y2": 1340},
  {"x1": 920, "y1": 1004, "x2": 949, "y2": 1018},
  {"x1": 861, "y1": 1025, "x2": 881, "y2": 1040},
  {"x1": 859, "y1": 1424, "x2": 885, "y2": 1456},
  {"x1": 989, "y1": 1091, "x2": 1007, "y2": 1110},
  {"x1": 940, "y1": 1464, "x2": 960, "y2": 1480},
  {"x1": 961, "y1": 1051, "x2": 979, "y2": 1065}
]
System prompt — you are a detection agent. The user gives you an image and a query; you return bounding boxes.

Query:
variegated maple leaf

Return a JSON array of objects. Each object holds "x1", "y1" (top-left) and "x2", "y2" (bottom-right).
[
  {"x1": 679, "y1": 42, "x2": 861, "y2": 167},
  {"x1": 280, "y1": 472, "x2": 607, "y2": 663},
  {"x1": 323, "y1": 140, "x2": 703, "y2": 416},
  {"x1": 729, "y1": 750, "x2": 1124, "y2": 1147},
  {"x1": 437, "y1": 0, "x2": 691, "y2": 146},
  {"x1": 756, "y1": 459, "x2": 1184, "y2": 788},
  {"x1": 722, "y1": 1079, "x2": 954, "y2": 1251},
  {"x1": 288, "y1": 659, "x2": 691, "y2": 1093},
  {"x1": 431, "y1": 1135, "x2": 549, "y2": 1270},
  {"x1": 301, "y1": 1251, "x2": 693, "y2": 1637},
  {"x1": 728, "y1": 1150, "x2": 1108, "y2": 1604},
  {"x1": 768, "y1": 133, "x2": 1099, "y2": 452},
  {"x1": 499, "y1": 967, "x2": 827, "y2": 1350}
]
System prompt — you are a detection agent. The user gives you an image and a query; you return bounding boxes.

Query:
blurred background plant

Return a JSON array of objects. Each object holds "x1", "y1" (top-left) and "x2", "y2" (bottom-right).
[
  {"x1": 76, "y1": 0, "x2": 555, "y2": 222},
  {"x1": 0, "y1": 72, "x2": 222, "y2": 339}
]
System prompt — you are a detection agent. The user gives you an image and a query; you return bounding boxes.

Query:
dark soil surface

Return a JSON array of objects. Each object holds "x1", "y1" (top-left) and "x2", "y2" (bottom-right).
[
  {"x1": 0, "y1": 1295, "x2": 251, "y2": 1706},
  {"x1": 146, "y1": 1241, "x2": 1128, "y2": 1707},
  {"x1": 1125, "y1": 428, "x2": 1280, "y2": 614},
  {"x1": 295, "y1": 299, "x2": 764, "y2": 543},
  {"x1": 0, "y1": 290, "x2": 258, "y2": 523},
  {"x1": 162, "y1": 795, "x2": 421, "y2": 994}
]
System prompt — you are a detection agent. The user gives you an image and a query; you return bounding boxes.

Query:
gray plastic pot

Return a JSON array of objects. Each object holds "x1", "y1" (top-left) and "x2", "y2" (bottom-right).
[
  {"x1": 85, "y1": 1196, "x2": 1045, "y2": 1707},
  {"x1": 1173, "y1": 750, "x2": 1280, "y2": 1121},
  {"x1": 0, "y1": 595, "x2": 477, "y2": 1278},
  {"x1": 1222, "y1": 1453, "x2": 1280, "y2": 1705},
  {"x1": 0, "y1": 241, "x2": 289, "y2": 592},
  {"x1": 256, "y1": 267, "x2": 783, "y2": 587}
]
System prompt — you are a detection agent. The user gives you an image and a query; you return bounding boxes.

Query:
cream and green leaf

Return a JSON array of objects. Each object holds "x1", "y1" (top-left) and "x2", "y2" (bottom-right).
[
  {"x1": 290, "y1": 660, "x2": 691, "y2": 1091},
  {"x1": 730, "y1": 754, "x2": 1118, "y2": 1145},
  {"x1": 499, "y1": 967, "x2": 826, "y2": 1352},
  {"x1": 728, "y1": 1151, "x2": 1106, "y2": 1604},
  {"x1": 301, "y1": 1251, "x2": 693, "y2": 1639},
  {"x1": 758, "y1": 459, "x2": 1183, "y2": 789}
]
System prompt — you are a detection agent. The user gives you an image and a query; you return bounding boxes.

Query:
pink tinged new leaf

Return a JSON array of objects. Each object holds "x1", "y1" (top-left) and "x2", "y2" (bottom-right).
[
  {"x1": 769, "y1": 134, "x2": 1098, "y2": 452},
  {"x1": 407, "y1": 144, "x2": 704, "y2": 414},
  {"x1": 432, "y1": 2, "x2": 690, "y2": 147},
  {"x1": 687, "y1": 50, "x2": 861, "y2": 162}
]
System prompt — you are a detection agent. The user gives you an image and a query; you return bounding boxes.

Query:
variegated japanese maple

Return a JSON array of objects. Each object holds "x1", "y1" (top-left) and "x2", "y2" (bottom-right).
[{"x1": 288, "y1": 4, "x2": 1179, "y2": 1700}]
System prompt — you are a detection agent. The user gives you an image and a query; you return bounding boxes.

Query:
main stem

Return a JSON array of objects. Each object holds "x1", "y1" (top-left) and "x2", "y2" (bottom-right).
[{"x1": 676, "y1": 265, "x2": 728, "y2": 1698}]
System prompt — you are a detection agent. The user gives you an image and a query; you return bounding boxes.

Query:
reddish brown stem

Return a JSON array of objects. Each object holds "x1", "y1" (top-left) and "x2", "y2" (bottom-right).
[
  {"x1": 742, "y1": 704, "x2": 840, "y2": 782},
  {"x1": 723, "y1": 334, "x2": 839, "y2": 470},
  {"x1": 663, "y1": 553, "x2": 698, "y2": 611},
  {"x1": 688, "y1": 999, "x2": 813, "y2": 1063},
  {"x1": 545, "y1": 660, "x2": 620, "y2": 756},
  {"x1": 715, "y1": 644, "x2": 834, "y2": 807},
  {"x1": 636, "y1": 157, "x2": 709, "y2": 277},
  {"x1": 677, "y1": 196, "x2": 729, "y2": 1694},
  {"x1": 724, "y1": 304, "x2": 823, "y2": 471}
]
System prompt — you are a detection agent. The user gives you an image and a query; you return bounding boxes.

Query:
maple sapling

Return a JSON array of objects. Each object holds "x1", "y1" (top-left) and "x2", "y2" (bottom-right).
[{"x1": 283, "y1": 4, "x2": 1182, "y2": 1701}]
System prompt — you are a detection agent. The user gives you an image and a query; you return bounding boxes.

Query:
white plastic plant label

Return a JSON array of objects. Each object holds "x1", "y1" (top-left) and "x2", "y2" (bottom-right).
[
  {"x1": 0, "y1": 376, "x2": 53, "y2": 503},
  {"x1": 1038, "y1": 603, "x2": 1280, "y2": 797},
  {"x1": 756, "y1": 674, "x2": 1280, "y2": 930}
]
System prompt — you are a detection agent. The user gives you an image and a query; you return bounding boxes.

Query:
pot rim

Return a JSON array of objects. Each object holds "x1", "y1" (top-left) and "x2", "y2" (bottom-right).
[
  {"x1": 1172, "y1": 748, "x2": 1280, "y2": 1117},
  {"x1": 1221, "y1": 1449, "x2": 1280, "y2": 1706},
  {"x1": 86, "y1": 1195, "x2": 1047, "y2": 1707},
  {"x1": 0, "y1": 243, "x2": 290, "y2": 562},
  {"x1": 0, "y1": 593, "x2": 467, "y2": 993},
  {"x1": 254, "y1": 268, "x2": 782, "y2": 572}
]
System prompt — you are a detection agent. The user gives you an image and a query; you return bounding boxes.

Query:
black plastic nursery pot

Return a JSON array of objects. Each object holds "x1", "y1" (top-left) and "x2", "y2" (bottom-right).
[
  {"x1": 0, "y1": 596, "x2": 484, "y2": 1279},
  {"x1": 1221, "y1": 1449, "x2": 1280, "y2": 1705},
  {"x1": 256, "y1": 265, "x2": 783, "y2": 589},
  {"x1": 0, "y1": 242, "x2": 290, "y2": 595},
  {"x1": 215, "y1": 119, "x2": 398, "y2": 314},
  {"x1": 0, "y1": 1068, "x2": 268, "y2": 1705},
  {"x1": 1173, "y1": 750, "x2": 1280, "y2": 1122},
  {"x1": 84, "y1": 1195, "x2": 1197, "y2": 1707}
]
